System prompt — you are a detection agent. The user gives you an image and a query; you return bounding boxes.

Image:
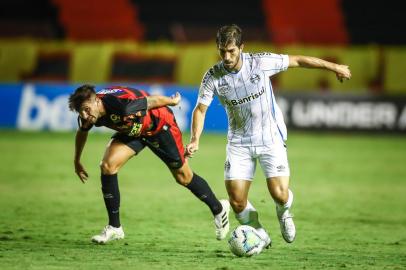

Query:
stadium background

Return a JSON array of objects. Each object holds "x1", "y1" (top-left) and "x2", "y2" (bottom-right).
[{"x1": 0, "y1": 0, "x2": 405, "y2": 269}]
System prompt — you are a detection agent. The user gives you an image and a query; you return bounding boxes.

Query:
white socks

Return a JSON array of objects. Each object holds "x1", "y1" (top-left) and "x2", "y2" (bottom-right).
[
  {"x1": 235, "y1": 201, "x2": 263, "y2": 227},
  {"x1": 276, "y1": 189, "x2": 293, "y2": 217},
  {"x1": 235, "y1": 201, "x2": 269, "y2": 239}
]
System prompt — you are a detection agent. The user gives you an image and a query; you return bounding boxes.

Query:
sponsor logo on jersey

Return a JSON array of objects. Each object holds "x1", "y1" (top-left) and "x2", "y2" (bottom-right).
[
  {"x1": 110, "y1": 114, "x2": 120, "y2": 123},
  {"x1": 224, "y1": 87, "x2": 265, "y2": 106},
  {"x1": 97, "y1": 88, "x2": 123, "y2": 95},
  {"x1": 250, "y1": 74, "x2": 260, "y2": 84},
  {"x1": 128, "y1": 123, "x2": 143, "y2": 136}
]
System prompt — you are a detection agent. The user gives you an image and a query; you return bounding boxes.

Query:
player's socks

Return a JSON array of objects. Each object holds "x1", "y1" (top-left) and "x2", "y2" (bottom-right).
[
  {"x1": 235, "y1": 201, "x2": 271, "y2": 247},
  {"x1": 275, "y1": 189, "x2": 293, "y2": 216},
  {"x1": 185, "y1": 173, "x2": 223, "y2": 215},
  {"x1": 101, "y1": 174, "x2": 121, "y2": 228},
  {"x1": 235, "y1": 201, "x2": 263, "y2": 228},
  {"x1": 275, "y1": 189, "x2": 296, "y2": 243}
]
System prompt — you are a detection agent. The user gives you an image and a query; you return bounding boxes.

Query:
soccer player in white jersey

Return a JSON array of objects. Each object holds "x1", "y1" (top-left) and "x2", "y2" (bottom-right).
[{"x1": 185, "y1": 24, "x2": 351, "y2": 249}]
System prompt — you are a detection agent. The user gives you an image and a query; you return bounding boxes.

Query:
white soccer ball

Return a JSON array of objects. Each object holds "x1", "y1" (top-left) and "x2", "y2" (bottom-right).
[{"x1": 228, "y1": 225, "x2": 264, "y2": 257}]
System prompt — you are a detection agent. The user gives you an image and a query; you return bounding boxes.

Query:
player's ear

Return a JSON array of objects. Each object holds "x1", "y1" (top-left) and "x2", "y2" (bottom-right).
[{"x1": 239, "y1": 43, "x2": 244, "y2": 52}]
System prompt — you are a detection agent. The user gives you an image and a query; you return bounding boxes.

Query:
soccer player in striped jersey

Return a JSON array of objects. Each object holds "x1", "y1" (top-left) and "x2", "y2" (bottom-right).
[
  {"x1": 68, "y1": 85, "x2": 230, "y2": 244},
  {"x1": 185, "y1": 24, "x2": 351, "y2": 249}
]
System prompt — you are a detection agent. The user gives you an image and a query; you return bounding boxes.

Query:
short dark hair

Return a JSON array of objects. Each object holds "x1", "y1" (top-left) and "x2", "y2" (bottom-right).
[
  {"x1": 216, "y1": 24, "x2": 243, "y2": 48},
  {"x1": 68, "y1": 84, "x2": 96, "y2": 112}
]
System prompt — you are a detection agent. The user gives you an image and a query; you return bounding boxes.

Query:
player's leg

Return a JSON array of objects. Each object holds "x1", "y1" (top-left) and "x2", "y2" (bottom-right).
[
  {"x1": 225, "y1": 144, "x2": 271, "y2": 247},
  {"x1": 259, "y1": 143, "x2": 296, "y2": 243},
  {"x1": 170, "y1": 160, "x2": 223, "y2": 216},
  {"x1": 266, "y1": 176, "x2": 295, "y2": 243},
  {"x1": 170, "y1": 160, "x2": 230, "y2": 240},
  {"x1": 92, "y1": 136, "x2": 142, "y2": 244},
  {"x1": 145, "y1": 123, "x2": 230, "y2": 240}
]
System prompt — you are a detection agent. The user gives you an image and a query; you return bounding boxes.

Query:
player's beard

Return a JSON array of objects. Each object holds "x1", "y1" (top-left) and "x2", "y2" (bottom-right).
[{"x1": 223, "y1": 53, "x2": 240, "y2": 72}]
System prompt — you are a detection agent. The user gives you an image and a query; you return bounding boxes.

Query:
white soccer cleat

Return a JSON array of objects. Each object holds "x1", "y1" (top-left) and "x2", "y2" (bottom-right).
[
  {"x1": 214, "y1": 199, "x2": 230, "y2": 240},
  {"x1": 255, "y1": 228, "x2": 272, "y2": 250},
  {"x1": 278, "y1": 211, "x2": 296, "y2": 243},
  {"x1": 91, "y1": 225, "x2": 125, "y2": 244},
  {"x1": 260, "y1": 232, "x2": 272, "y2": 249}
]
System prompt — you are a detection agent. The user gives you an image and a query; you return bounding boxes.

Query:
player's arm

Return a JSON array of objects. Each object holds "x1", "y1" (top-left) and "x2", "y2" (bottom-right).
[
  {"x1": 288, "y1": 55, "x2": 352, "y2": 82},
  {"x1": 73, "y1": 118, "x2": 91, "y2": 183},
  {"x1": 185, "y1": 103, "x2": 208, "y2": 158},
  {"x1": 146, "y1": 92, "x2": 181, "y2": 110}
]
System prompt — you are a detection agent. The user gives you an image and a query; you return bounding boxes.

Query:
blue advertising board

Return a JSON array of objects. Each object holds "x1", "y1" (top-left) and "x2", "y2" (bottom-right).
[
  {"x1": 0, "y1": 83, "x2": 228, "y2": 132},
  {"x1": 1, "y1": 83, "x2": 405, "y2": 133}
]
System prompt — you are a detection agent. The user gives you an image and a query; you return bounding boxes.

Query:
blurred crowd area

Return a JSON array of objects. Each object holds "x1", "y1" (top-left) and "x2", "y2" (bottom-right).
[{"x1": 0, "y1": 0, "x2": 405, "y2": 93}]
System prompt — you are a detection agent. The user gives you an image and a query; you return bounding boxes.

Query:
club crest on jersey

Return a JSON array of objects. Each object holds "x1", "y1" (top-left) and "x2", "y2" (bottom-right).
[
  {"x1": 97, "y1": 88, "x2": 123, "y2": 95},
  {"x1": 218, "y1": 78, "x2": 231, "y2": 95},
  {"x1": 250, "y1": 74, "x2": 260, "y2": 84}
]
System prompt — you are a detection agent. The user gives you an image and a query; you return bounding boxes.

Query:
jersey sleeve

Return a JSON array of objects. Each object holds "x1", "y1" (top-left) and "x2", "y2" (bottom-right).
[
  {"x1": 77, "y1": 116, "x2": 93, "y2": 131},
  {"x1": 103, "y1": 95, "x2": 148, "y2": 116},
  {"x1": 197, "y1": 70, "x2": 215, "y2": 106},
  {"x1": 123, "y1": 97, "x2": 148, "y2": 116},
  {"x1": 256, "y1": 53, "x2": 289, "y2": 76}
]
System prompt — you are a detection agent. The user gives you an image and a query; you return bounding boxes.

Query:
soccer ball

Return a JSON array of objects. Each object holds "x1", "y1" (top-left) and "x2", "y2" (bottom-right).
[{"x1": 228, "y1": 225, "x2": 264, "y2": 257}]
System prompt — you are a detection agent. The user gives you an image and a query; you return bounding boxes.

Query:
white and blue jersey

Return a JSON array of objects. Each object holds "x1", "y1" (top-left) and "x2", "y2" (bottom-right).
[{"x1": 198, "y1": 52, "x2": 289, "y2": 146}]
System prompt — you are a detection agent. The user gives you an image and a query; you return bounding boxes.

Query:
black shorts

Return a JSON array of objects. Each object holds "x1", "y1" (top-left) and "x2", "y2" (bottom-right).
[{"x1": 112, "y1": 124, "x2": 185, "y2": 169}]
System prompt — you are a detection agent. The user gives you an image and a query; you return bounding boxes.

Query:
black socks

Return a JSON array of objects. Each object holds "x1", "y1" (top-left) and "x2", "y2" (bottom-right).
[
  {"x1": 186, "y1": 173, "x2": 223, "y2": 216},
  {"x1": 99, "y1": 172, "x2": 221, "y2": 227},
  {"x1": 101, "y1": 174, "x2": 121, "y2": 228}
]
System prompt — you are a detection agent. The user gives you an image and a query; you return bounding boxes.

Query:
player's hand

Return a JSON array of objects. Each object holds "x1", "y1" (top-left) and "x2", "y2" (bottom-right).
[
  {"x1": 170, "y1": 92, "x2": 181, "y2": 106},
  {"x1": 335, "y1": 64, "x2": 351, "y2": 82},
  {"x1": 74, "y1": 161, "x2": 89, "y2": 183},
  {"x1": 185, "y1": 141, "x2": 199, "y2": 158}
]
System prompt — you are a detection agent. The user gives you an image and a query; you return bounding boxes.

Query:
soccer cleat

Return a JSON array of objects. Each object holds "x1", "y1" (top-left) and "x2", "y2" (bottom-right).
[
  {"x1": 256, "y1": 228, "x2": 272, "y2": 250},
  {"x1": 214, "y1": 199, "x2": 230, "y2": 240},
  {"x1": 260, "y1": 232, "x2": 272, "y2": 249},
  {"x1": 277, "y1": 211, "x2": 296, "y2": 243},
  {"x1": 91, "y1": 225, "x2": 125, "y2": 244}
]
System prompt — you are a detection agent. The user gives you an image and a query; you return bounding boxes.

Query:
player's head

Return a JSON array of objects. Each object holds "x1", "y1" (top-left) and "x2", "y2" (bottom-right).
[
  {"x1": 216, "y1": 24, "x2": 244, "y2": 71},
  {"x1": 69, "y1": 84, "x2": 103, "y2": 124}
]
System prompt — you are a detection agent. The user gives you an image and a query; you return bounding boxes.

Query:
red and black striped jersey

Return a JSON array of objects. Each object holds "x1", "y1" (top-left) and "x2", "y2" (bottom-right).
[{"x1": 78, "y1": 86, "x2": 175, "y2": 137}]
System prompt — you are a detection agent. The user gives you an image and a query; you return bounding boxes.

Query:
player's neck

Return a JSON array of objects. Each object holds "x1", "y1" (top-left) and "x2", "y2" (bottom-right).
[{"x1": 96, "y1": 98, "x2": 106, "y2": 116}]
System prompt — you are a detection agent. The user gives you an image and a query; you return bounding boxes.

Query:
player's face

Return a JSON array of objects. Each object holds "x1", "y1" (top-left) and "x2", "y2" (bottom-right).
[
  {"x1": 78, "y1": 97, "x2": 100, "y2": 124},
  {"x1": 218, "y1": 42, "x2": 244, "y2": 72}
]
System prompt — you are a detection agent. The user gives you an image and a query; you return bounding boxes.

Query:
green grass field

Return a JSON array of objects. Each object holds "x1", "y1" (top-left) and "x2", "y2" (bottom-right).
[{"x1": 0, "y1": 131, "x2": 405, "y2": 269}]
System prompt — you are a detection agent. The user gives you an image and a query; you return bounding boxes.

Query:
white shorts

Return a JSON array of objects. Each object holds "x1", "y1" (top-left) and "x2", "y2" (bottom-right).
[{"x1": 224, "y1": 143, "x2": 290, "y2": 180}]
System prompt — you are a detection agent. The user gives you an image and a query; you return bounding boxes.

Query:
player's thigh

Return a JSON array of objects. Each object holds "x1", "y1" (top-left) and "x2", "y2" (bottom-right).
[
  {"x1": 147, "y1": 124, "x2": 185, "y2": 170},
  {"x1": 225, "y1": 179, "x2": 252, "y2": 205},
  {"x1": 258, "y1": 143, "x2": 290, "y2": 179},
  {"x1": 101, "y1": 138, "x2": 138, "y2": 169},
  {"x1": 225, "y1": 144, "x2": 256, "y2": 181}
]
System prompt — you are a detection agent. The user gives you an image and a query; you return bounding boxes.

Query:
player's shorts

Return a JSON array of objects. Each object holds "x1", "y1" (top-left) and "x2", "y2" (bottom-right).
[
  {"x1": 112, "y1": 123, "x2": 185, "y2": 169},
  {"x1": 224, "y1": 142, "x2": 290, "y2": 180}
]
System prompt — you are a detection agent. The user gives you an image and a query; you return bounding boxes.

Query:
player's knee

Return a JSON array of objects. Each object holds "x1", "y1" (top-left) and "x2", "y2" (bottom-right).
[
  {"x1": 229, "y1": 198, "x2": 247, "y2": 213},
  {"x1": 174, "y1": 171, "x2": 192, "y2": 186},
  {"x1": 171, "y1": 163, "x2": 193, "y2": 186},
  {"x1": 100, "y1": 160, "x2": 120, "y2": 175},
  {"x1": 272, "y1": 187, "x2": 289, "y2": 205}
]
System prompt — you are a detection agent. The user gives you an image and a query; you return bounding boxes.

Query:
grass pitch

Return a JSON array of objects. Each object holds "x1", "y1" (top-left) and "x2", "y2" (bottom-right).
[{"x1": 0, "y1": 131, "x2": 405, "y2": 269}]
